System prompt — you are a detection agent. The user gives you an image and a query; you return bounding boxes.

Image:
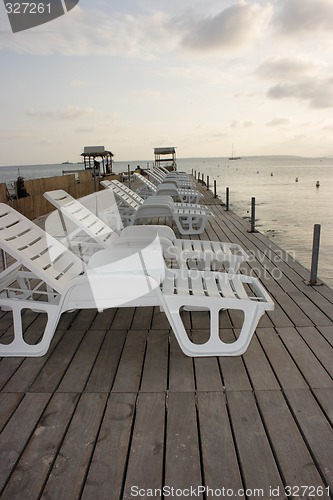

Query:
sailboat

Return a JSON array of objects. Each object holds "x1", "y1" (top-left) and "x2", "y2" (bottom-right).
[{"x1": 229, "y1": 145, "x2": 241, "y2": 160}]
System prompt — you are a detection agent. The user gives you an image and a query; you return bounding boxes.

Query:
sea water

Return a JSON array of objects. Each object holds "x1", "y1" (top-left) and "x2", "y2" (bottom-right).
[{"x1": 0, "y1": 156, "x2": 332, "y2": 287}]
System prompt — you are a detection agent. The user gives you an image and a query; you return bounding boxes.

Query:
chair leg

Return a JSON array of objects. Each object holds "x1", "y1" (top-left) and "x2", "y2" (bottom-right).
[
  {"x1": 159, "y1": 293, "x2": 265, "y2": 357},
  {"x1": 174, "y1": 215, "x2": 206, "y2": 235},
  {"x1": 0, "y1": 299, "x2": 61, "y2": 357}
]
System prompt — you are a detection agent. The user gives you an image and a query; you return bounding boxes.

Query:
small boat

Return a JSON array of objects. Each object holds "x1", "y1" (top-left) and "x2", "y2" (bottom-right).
[{"x1": 229, "y1": 145, "x2": 241, "y2": 160}]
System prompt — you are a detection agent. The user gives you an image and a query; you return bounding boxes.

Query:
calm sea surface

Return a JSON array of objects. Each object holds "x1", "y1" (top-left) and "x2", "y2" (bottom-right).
[{"x1": 1, "y1": 156, "x2": 332, "y2": 287}]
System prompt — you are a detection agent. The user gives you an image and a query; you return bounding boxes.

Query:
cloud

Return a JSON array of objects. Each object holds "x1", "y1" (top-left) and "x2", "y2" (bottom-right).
[
  {"x1": 26, "y1": 107, "x2": 54, "y2": 118},
  {"x1": 231, "y1": 120, "x2": 255, "y2": 128},
  {"x1": 267, "y1": 78, "x2": 333, "y2": 108},
  {"x1": 0, "y1": 2, "x2": 272, "y2": 58},
  {"x1": 274, "y1": 0, "x2": 333, "y2": 37},
  {"x1": 59, "y1": 105, "x2": 94, "y2": 119},
  {"x1": 0, "y1": 6, "x2": 174, "y2": 58},
  {"x1": 266, "y1": 117, "x2": 290, "y2": 127},
  {"x1": 26, "y1": 105, "x2": 95, "y2": 120},
  {"x1": 178, "y1": 2, "x2": 272, "y2": 52},
  {"x1": 256, "y1": 57, "x2": 316, "y2": 80}
]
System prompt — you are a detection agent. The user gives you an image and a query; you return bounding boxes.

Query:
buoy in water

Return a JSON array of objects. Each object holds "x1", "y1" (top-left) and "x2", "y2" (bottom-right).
[
  {"x1": 316, "y1": 181, "x2": 320, "y2": 187},
  {"x1": 270, "y1": 172, "x2": 273, "y2": 176},
  {"x1": 295, "y1": 177, "x2": 298, "y2": 182}
]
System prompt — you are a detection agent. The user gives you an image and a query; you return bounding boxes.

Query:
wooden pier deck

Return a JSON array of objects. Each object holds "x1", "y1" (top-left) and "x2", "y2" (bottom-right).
[{"x1": 0, "y1": 182, "x2": 332, "y2": 500}]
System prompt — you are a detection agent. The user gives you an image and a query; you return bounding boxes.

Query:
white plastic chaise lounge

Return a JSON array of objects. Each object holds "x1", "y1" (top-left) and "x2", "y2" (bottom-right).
[
  {"x1": 148, "y1": 169, "x2": 195, "y2": 189},
  {"x1": 134, "y1": 172, "x2": 203, "y2": 204},
  {"x1": 101, "y1": 180, "x2": 213, "y2": 236},
  {"x1": 0, "y1": 203, "x2": 274, "y2": 357},
  {"x1": 109, "y1": 179, "x2": 210, "y2": 212},
  {"x1": 43, "y1": 189, "x2": 249, "y2": 273}
]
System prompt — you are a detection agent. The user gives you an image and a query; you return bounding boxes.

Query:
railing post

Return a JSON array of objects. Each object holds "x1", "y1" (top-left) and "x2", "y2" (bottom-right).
[
  {"x1": 226, "y1": 187, "x2": 229, "y2": 211},
  {"x1": 214, "y1": 180, "x2": 217, "y2": 198},
  {"x1": 309, "y1": 224, "x2": 321, "y2": 285},
  {"x1": 127, "y1": 164, "x2": 131, "y2": 189},
  {"x1": 206, "y1": 175, "x2": 210, "y2": 190},
  {"x1": 250, "y1": 197, "x2": 256, "y2": 233}
]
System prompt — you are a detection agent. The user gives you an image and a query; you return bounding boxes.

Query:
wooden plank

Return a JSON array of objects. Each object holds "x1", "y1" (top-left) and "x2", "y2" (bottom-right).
[
  {"x1": 168, "y1": 334, "x2": 195, "y2": 392},
  {"x1": 111, "y1": 329, "x2": 147, "y2": 393},
  {"x1": 56, "y1": 330, "x2": 105, "y2": 393},
  {"x1": 227, "y1": 391, "x2": 286, "y2": 498},
  {"x1": 140, "y1": 330, "x2": 169, "y2": 392},
  {"x1": 192, "y1": 331, "x2": 224, "y2": 391},
  {"x1": 110, "y1": 307, "x2": 135, "y2": 330},
  {"x1": 0, "y1": 393, "x2": 24, "y2": 432},
  {"x1": 256, "y1": 328, "x2": 308, "y2": 390},
  {"x1": 151, "y1": 305, "x2": 171, "y2": 330},
  {"x1": 165, "y1": 392, "x2": 202, "y2": 494},
  {"x1": 29, "y1": 329, "x2": 87, "y2": 393},
  {"x1": 197, "y1": 392, "x2": 244, "y2": 495},
  {"x1": 123, "y1": 393, "x2": 165, "y2": 499},
  {"x1": 285, "y1": 389, "x2": 333, "y2": 491},
  {"x1": 313, "y1": 388, "x2": 333, "y2": 425},
  {"x1": 218, "y1": 329, "x2": 252, "y2": 391},
  {"x1": 89, "y1": 308, "x2": 117, "y2": 330},
  {"x1": 0, "y1": 358, "x2": 24, "y2": 392},
  {"x1": 256, "y1": 391, "x2": 326, "y2": 491},
  {"x1": 69, "y1": 309, "x2": 98, "y2": 330},
  {"x1": 278, "y1": 327, "x2": 333, "y2": 388},
  {"x1": 131, "y1": 306, "x2": 154, "y2": 330},
  {"x1": 242, "y1": 335, "x2": 280, "y2": 391},
  {"x1": 81, "y1": 393, "x2": 136, "y2": 500},
  {"x1": 1, "y1": 393, "x2": 79, "y2": 499},
  {"x1": 296, "y1": 326, "x2": 333, "y2": 378},
  {"x1": 318, "y1": 325, "x2": 333, "y2": 347},
  {"x1": 2, "y1": 329, "x2": 65, "y2": 393},
  {"x1": 84, "y1": 330, "x2": 127, "y2": 393},
  {"x1": 42, "y1": 393, "x2": 108, "y2": 499},
  {"x1": 0, "y1": 393, "x2": 51, "y2": 492}
]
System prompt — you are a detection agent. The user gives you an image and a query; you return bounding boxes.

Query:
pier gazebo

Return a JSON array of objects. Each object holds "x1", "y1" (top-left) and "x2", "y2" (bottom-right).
[
  {"x1": 81, "y1": 146, "x2": 114, "y2": 175},
  {"x1": 154, "y1": 147, "x2": 177, "y2": 171}
]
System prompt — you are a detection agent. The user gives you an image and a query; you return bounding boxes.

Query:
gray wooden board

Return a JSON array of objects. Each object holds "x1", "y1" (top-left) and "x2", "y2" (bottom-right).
[
  {"x1": 29, "y1": 328, "x2": 87, "y2": 393},
  {"x1": 1, "y1": 393, "x2": 79, "y2": 499},
  {"x1": 285, "y1": 389, "x2": 333, "y2": 491},
  {"x1": 313, "y1": 388, "x2": 333, "y2": 425},
  {"x1": 41, "y1": 393, "x2": 108, "y2": 499},
  {"x1": 296, "y1": 326, "x2": 333, "y2": 378},
  {"x1": 0, "y1": 393, "x2": 51, "y2": 492},
  {"x1": 0, "y1": 393, "x2": 24, "y2": 432},
  {"x1": 140, "y1": 330, "x2": 169, "y2": 392},
  {"x1": 242, "y1": 334, "x2": 281, "y2": 391},
  {"x1": 227, "y1": 390, "x2": 286, "y2": 499},
  {"x1": 56, "y1": 329, "x2": 106, "y2": 393},
  {"x1": 168, "y1": 334, "x2": 195, "y2": 392},
  {"x1": 256, "y1": 328, "x2": 308, "y2": 390},
  {"x1": 111, "y1": 329, "x2": 148, "y2": 393},
  {"x1": 2, "y1": 329, "x2": 65, "y2": 393},
  {"x1": 256, "y1": 390, "x2": 327, "y2": 494},
  {"x1": 164, "y1": 392, "x2": 202, "y2": 494},
  {"x1": 123, "y1": 393, "x2": 165, "y2": 499},
  {"x1": 81, "y1": 393, "x2": 136, "y2": 500},
  {"x1": 197, "y1": 391, "x2": 245, "y2": 496},
  {"x1": 277, "y1": 327, "x2": 333, "y2": 389},
  {"x1": 84, "y1": 329, "x2": 127, "y2": 393}
]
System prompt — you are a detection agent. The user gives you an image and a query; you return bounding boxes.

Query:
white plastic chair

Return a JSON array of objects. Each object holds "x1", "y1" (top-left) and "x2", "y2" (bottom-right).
[
  {"x1": 102, "y1": 180, "x2": 213, "y2": 235},
  {"x1": 134, "y1": 172, "x2": 203, "y2": 204},
  {"x1": 0, "y1": 203, "x2": 274, "y2": 357},
  {"x1": 43, "y1": 189, "x2": 249, "y2": 273}
]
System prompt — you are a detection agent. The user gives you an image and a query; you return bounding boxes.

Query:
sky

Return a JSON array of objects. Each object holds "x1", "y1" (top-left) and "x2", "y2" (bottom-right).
[{"x1": 1, "y1": 0, "x2": 333, "y2": 165}]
